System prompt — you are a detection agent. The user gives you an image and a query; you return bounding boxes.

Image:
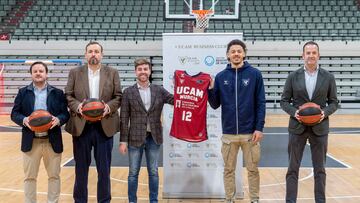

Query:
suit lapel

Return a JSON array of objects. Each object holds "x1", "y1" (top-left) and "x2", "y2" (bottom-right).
[
  {"x1": 133, "y1": 84, "x2": 147, "y2": 112},
  {"x1": 27, "y1": 84, "x2": 35, "y2": 111},
  {"x1": 312, "y1": 68, "x2": 323, "y2": 100},
  {"x1": 99, "y1": 65, "x2": 106, "y2": 98},
  {"x1": 148, "y1": 84, "x2": 156, "y2": 112},
  {"x1": 298, "y1": 70, "x2": 310, "y2": 101},
  {"x1": 80, "y1": 66, "x2": 90, "y2": 98}
]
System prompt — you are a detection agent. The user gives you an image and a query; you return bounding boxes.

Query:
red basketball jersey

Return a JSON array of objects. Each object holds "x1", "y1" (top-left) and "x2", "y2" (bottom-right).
[{"x1": 170, "y1": 70, "x2": 211, "y2": 142}]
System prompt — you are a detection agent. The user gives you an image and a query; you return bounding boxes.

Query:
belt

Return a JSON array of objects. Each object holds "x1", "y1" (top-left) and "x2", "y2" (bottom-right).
[
  {"x1": 34, "y1": 135, "x2": 49, "y2": 139},
  {"x1": 86, "y1": 120, "x2": 101, "y2": 124}
]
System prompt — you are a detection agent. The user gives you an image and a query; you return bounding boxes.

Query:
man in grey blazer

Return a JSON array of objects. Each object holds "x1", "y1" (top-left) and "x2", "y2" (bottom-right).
[
  {"x1": 280, "y1": 41, "x2": 338, "y2": 203},
  {"x1": 119, "y1": 58, "x2": 173, "y2": 203},
  {"x1": 65, "y1": 41, "x2": 122, "y2": 203}
]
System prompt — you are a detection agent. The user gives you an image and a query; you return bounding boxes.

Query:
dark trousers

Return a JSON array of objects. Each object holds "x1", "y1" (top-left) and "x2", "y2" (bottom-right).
[
  {"x1": 72, "y1": 122, "x2": 114, "y2": 203},
  {"x1": 286, "y1": 127, "x2": 328, "y2": 203}
]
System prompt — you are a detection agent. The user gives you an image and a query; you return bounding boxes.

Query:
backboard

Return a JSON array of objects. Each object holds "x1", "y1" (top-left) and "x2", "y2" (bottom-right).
[{"x1": 164, "y1": 0, "x2": 240, "y2": 20}]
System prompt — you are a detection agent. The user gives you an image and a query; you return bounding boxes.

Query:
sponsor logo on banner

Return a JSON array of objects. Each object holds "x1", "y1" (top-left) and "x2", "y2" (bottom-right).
[
  {"x1": 206, "y1": 113, "x2": 218, "y2": 118},
  {"x1": 206, "y1": 143, "x2": 218, "y2": 149},
  {"x1": 204, "y1": 56, "x2": 215, "y2": 66},
  {"x1": 178, "y1": 56, "x2": 200, "y2": 65},
  {"x1": 187, "y1": 143, "x2": 201, "y2": 148},
  {"x1": 208, "y1": 134, "x2": 219, "y2": 139},
  {"x1": 170, "y1": 143, "x2": 183, "y2": 149},
  {"x1": 188, "y1": 152, "x2": 200, "y2": 158},
  {"x1": 205, "y1": 152, "x2": 219, "y2": 158},
  {"x1": 216, "y1": 57, "x2": 228, "y2": 65},
  {"x1": 169, "y1": 152, "x2": 183, "y2": 158},
  {"x1": 206, "y1": 162, "x2": 218, "y2": 168},
  {"x1": 170, "y1": 162, "x2": 182, "y2": 168},
  {"x1": 207, "y1": 124, "x2": 217, "y2": 130},
  {"x1": 187, "y1": 162, "x2": 201, "y2": 168}
]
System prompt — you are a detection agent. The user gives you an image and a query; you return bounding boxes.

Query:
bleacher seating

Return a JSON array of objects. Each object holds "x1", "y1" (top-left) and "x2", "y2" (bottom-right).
[
  {"x1": 0, "y1": 0, "x2": 16, "y2": 18},
  {"x1": 7, "y1": 0, "x2": 360, "y2": 41}
]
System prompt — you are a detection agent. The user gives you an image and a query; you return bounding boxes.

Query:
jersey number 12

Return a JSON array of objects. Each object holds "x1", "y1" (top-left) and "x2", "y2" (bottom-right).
[{"x1": 182, "y1": 111, "x2": 192, "y2": 122}]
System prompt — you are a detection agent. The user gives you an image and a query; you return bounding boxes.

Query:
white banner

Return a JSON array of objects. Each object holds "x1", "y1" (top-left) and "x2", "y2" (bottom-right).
[{"x1": 162, "y1": 33, "x2": 244, "y2": 198}]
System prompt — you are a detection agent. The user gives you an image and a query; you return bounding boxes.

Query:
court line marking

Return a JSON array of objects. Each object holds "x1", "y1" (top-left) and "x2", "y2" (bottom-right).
[
  {"x1": 0, "y1": 125, "x2": 22, "y2": 129},
  {"x1": 326, "y1": 152, "x2": 352, "y2": 169}
]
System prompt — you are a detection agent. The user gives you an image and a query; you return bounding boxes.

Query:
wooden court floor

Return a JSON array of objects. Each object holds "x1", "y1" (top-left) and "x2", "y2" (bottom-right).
[{"x1": 0, "y1": 114, "x2": 359, "y2": 203}]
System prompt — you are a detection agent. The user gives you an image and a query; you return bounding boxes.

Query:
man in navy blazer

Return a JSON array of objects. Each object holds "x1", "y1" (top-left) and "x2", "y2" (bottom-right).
[{"x1": 11, "y1": 61, "x2": 69, "y2": 203}]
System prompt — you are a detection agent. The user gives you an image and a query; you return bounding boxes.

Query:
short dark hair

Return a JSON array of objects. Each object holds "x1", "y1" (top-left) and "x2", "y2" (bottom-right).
[
  {"x1": 226, "y1": 39, "x2": 247, "y2": 54},
  {"x1": 303, "y1": 41, "x2": 319, "y2": 53},
  {"x1": 134, "y1": 58, "x2": 152, "y2": 70},
  {"x1": 85, "y1": 41, "x2": 103, "y2": 53},
  {"x1": 30, "y1": 61, "x2": 48, "y2": 73}
]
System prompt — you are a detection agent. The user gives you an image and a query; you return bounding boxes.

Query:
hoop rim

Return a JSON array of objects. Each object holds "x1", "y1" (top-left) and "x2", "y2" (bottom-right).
[{"x1": 192, "y1": 9, "x2": 213, "y2": 17}]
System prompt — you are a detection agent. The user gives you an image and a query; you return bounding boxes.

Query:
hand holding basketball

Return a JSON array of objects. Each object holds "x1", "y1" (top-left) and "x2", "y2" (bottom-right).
[
  {"x1": 81, "y1": 98, "x2": 105, "y2": 122},
  {"x1": 28, "y1": 109, "x2": 53, "y2": 132},
  {"x1": 102, "y1": 101, "x2": 111, "y2": 117},
  {"x1": 50, "y1": 116, "x2": 60, "y2": 129},
  {"x1": 297, "y1": 102, "x2": 322, "y2": 126}
]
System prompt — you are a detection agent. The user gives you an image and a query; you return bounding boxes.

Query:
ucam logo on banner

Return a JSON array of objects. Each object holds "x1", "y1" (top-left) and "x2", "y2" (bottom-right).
[{"x1": 162, "y1": 33, "x2": 244, "y2": 199}]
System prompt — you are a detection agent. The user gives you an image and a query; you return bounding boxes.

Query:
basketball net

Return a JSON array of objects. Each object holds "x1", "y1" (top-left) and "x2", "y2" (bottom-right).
[{"x1": 192, "y1": 10, "x2": 213, "y2": 30}]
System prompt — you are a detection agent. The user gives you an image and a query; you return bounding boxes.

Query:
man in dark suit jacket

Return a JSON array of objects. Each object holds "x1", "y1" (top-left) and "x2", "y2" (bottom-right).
[
  {"x1": 11, "y1": 61, "x2": 69, "y2": 203},
  {"x1": 65, "y1": 41, "x2": 122, "y2": 203},
  {"x1": 281, "y1": 41, "x2": 338, "y2": 203},
  {"x1": 119, "y1": 58, "x2": 173, "y2": 203}
]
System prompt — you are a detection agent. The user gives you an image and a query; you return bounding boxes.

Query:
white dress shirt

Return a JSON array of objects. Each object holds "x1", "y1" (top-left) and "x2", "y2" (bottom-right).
[
  {"x1": 137, "y1": 82, "x2": 151, "y2": 132},
  {"x1": 88, "y1": 66, "x2": 100, "y2": 99},
  {"x1": 304, "y1": 66, "x2": 319, "y2": 100}
]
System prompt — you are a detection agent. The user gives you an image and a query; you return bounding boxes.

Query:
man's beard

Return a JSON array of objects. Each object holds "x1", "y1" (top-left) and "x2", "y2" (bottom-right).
[{"x1": 89, "y1": 57, "x2": 99, "y2": 65}]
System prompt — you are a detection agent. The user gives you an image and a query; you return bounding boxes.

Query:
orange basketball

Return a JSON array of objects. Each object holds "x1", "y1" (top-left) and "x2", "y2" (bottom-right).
[
  {"x1": 82, "y1": 98, "x2": 105, "y2": 122},
  {"x1": 28, "y1": 109, "x2": 53, "y2": 133},
  {"x1": 298, "y1": 102, "x2": 322, "y2": 126}
]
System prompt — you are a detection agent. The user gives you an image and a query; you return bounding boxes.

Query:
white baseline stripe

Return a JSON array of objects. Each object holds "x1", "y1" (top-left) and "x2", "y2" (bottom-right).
[
  {"x1": 326, "y1": 153, "x2": 352, "y2": 169},
  {"x1": 0, "y1": 125, "x2": 22, "y2": 129}
]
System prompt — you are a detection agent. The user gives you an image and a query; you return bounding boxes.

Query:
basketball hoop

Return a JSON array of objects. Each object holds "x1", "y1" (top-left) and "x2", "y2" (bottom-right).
[{"x1": 192, "y1": 10, "x2": 213, "y2": 29}]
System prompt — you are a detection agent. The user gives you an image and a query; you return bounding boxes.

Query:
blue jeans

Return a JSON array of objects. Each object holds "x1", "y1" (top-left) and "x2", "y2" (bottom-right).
[{"x1": 128, "y1": 134, "x2": 160, "y2": 203}]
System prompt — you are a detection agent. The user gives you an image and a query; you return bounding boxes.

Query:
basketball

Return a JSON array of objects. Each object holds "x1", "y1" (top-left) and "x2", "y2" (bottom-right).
[
  {"x1": 298, "y1": 102, "x2": 322, "y2": 126},
  {"x1": 28, "y1": 109, "x2": 53, "y2": 133},
  {"x1": 82, "y1": 98, "x2": 105, "y2": 122}
]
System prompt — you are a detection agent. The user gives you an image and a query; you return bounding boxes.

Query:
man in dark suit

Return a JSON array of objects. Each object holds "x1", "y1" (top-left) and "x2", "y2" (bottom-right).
[
  {"x1": 119, "y1": 58, "x2": 173, "y2": 203},
  {"x1": 280, "y1": 41, "x2": 338, "y2": 203},
  {"x1": 65, "y1": 41, "x2": 122, "y2": 203},
  {"x1": 11, "y1": 61, "x2": 69, "y2": 203}
]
